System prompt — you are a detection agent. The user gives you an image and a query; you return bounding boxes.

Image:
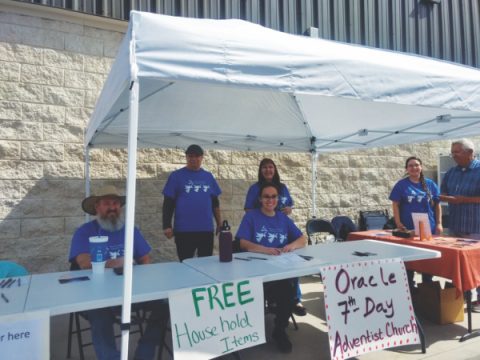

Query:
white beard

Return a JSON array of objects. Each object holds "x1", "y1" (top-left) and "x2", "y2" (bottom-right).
[{"x1": 97, "y1": 213, "x2": 125, "y2": 232}]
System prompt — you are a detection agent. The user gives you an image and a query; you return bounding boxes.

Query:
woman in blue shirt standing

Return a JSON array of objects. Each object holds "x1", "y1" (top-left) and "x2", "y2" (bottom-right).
[
  {"x1": 244, "y1": 158, "x2": 306, "y2": 316},
  {"x1": 389, "y1": 156, "x2": 442, "y2": 286}
]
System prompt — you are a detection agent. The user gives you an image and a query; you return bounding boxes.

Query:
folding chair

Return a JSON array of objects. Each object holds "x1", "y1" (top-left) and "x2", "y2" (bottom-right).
[
  {"x1": 306, "y1": 218, "x2": 336, "y2": 245},
  {"x1": 331, "y1": 216, "x2": 357, "y2": 241}
]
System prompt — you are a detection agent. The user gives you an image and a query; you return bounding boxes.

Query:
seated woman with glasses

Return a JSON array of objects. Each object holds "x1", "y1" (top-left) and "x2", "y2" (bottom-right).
[
  {"x1": 236, "y1": 183, "x2": 306, "y2": 354},
  {"x1": 244, "y1": 158, "x2": 306, "y2": 316}
]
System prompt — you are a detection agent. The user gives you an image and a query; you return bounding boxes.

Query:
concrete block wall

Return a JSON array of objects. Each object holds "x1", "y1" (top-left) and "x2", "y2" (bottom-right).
[{"x1": 0, "y1": 5, "x2": 476, "y2": 273}]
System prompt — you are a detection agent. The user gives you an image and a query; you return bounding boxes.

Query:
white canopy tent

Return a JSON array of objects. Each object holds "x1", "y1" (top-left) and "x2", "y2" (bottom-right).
[{"x1": 85, "y1": 11, "x2": 480, "y2": 358}]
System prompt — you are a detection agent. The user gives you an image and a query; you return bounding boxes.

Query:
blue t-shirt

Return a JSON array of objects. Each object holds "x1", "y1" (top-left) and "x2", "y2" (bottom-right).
[
  {"x1": 0, "y1": 261, "x2": 28, "y2": 278},
  {"x1": 236, "y1": 209, "x2": 303, "y2": 248},
  {"x1": 69, "y1": 220, "x2": 151, "y2": 262},
  {"x1": 162, "y1": 167, "x2": 221, "y2": 232},
  {"x1": 389, "y1": 177, "x2": 440, "y2": 233},
  {"x1": 244, "y1": 183, "x2": 293, "y2": 211},
  {"x1": 441, "y1": 159, "x2": 480, "y2": 234}
]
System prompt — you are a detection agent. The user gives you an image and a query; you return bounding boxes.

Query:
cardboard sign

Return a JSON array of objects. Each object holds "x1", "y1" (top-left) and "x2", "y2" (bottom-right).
[
  {"x1": 169, "y1": 278, "x2": 265, "y2": 360},
  {"x1": 322, "y1": 258, "x2": 419, "y2": 359},
  {"x1": 0, "y1": 310, "x2": 49, "y2": 360}
]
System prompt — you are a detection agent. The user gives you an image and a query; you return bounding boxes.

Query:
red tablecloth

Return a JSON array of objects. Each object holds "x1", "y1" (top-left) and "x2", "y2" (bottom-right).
[{"x1": 348, "y1": 230, "x2": 480, "y2": 293}]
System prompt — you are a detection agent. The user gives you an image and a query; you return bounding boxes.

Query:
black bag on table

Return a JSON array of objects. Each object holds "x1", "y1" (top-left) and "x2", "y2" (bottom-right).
[{"x1": 359, "y1": 210, "x2": 390, "y2": 231}]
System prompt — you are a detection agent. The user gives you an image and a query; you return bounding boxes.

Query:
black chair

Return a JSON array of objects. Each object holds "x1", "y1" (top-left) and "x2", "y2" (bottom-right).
[
  {"x1": 331, "y1": 216, "x2": 357, "y2": 241},
  {"x1": 306, "y1": 219, "x2": 336, "y2": 245}
]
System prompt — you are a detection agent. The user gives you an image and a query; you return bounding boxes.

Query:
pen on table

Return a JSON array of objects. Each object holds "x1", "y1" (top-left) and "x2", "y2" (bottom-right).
[
  {"x1": 248, "y1": 256, "x2": 268, "y2": 260},
  {"x1": 1, "y1": 278, "x2": 12, "y2": 288},
  {"x1": 234, "y1": 257, "x2": 250, "y2": 261},
  {"x1": 1, "y1": 293, "x2": 9, "y2": 303}
]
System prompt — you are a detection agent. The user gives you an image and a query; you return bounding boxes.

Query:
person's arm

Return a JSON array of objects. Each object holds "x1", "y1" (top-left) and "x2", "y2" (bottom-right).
[
  {"x1": 280, "y1": 184, "x2": 293, "y2": 215},
  {"x1": 136, "y1": 254, "x2": 151, "y2": 265},
  {"x1": 75, "y1": 253, "x2": 92, "y2": 269},
  {"x1": 391, "y1": 201, "x2": 406, "y2": 230},
  {"x1": 239, "y1": 239, "x2": 282, "y2": 255},
  {"x1": 434, "y1": 201, "x2": 443, "y2": 235},
  {"x1": 243, "y1": 184, "x2": 258, "y2": 211},
  {"x1": 282, "y1": 235, "x2": 307, "y2": 252},
  {"x1": 441, "y1": 195, "x2": 480, "y2": 204},
  {"x1": 212, "y1": 196, "x2": 222, "y2": 234},
  {"x1": 162, "y1": 196, "x2": 175, "y2": 239}
]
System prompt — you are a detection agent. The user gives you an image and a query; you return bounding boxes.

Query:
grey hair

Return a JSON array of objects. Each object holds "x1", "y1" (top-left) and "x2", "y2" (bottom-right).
[{"x1": 452, "y1": 138, "x2": 475, "y2": 153}]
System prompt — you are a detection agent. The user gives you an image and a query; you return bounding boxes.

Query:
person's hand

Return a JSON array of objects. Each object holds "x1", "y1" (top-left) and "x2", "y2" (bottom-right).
[
  {"x1": 106, "y1": 257, "x2": 124, "y2": 269},
  {"x1": 261, "y1": 247, "x2": 282, "y2": 256},
  {"x1": 396, "y1": 223, "x2": 406, "y2": 231},
  {"x1": 164, "y1": 228, "x2": 174, "y2": 239},
  {"x1": 215, "y1": 225, "x2": 221, "y2": 236},
  {"x1": 281, "y1": 207, "x2": 292, "y2": 215},
  {"x1": 435, "y1": 224, "x2": 443, "y2": 235},
  {"x1": 450, "y1": 195, "x2": 468, "y2": 204},
  {"x1": 281, "y1": 243, "x2": 296, "y2": 252},
  {"x1": 441, "y1": 195, "x2": 462, "y2": 204}
]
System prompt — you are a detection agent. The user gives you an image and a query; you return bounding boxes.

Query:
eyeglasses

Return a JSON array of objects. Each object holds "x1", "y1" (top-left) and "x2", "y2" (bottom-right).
[{"x1": 261, "y1": 195, "x2": 278, "y2": 200}]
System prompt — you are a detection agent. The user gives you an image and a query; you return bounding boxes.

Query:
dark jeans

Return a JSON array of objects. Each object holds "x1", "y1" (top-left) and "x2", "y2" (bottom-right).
[
  {"x1": 175, "y1": 231, "x2": 214, "y2": 261},
  {"x1": 83, "y1": 300, "x2": 169, "y2": 360},
  {"x1": 264, "y1": 279, "x2": 296, "y2": 329}
]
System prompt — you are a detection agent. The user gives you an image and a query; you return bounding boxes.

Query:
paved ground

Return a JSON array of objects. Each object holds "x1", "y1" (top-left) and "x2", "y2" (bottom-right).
[{"x1": 51, "y1": 275, "x2": 480, "y2": 359}]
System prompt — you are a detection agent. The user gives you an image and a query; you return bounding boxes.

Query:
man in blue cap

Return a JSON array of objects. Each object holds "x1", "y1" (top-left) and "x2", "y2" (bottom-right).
[{"x1": 162, "y1": 144, "x2": 222, "y2": 261}]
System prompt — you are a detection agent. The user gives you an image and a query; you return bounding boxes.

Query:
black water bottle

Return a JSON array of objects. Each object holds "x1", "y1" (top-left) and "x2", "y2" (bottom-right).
[{"x1": 219, "y1": 220, "x2": 233, "y2": 262}]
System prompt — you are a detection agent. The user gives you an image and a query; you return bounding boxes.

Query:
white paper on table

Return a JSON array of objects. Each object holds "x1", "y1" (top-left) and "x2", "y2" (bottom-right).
[
  {"x1": 411, "y1": 212, "x2": 431, "y2": 238},
  {"x1": 268, "y1": 253, "x2": 308, "y2": 267}
]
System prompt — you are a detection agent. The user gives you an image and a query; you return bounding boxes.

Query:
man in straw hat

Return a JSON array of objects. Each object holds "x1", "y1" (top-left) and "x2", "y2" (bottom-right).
[
  {"x1": 162, "y1": 144, "x2": 222, "y2": 261},
  {"x1": 69, "y1": 185, "x2": 168, "y2": 360}
]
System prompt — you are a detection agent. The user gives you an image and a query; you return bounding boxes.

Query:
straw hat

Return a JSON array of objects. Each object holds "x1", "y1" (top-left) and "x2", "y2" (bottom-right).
[{"x1": 81, "y1": 185, "x2": 126, "y2": 215}]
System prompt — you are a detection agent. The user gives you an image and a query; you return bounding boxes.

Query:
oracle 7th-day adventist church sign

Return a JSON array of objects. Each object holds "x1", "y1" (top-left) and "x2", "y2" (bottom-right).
[
  {"x1": 322, "y1": 258, "x2": 419, "y2": 359},
  {"x1": 168, "y1": 278, "x2": 265, "y2": 360}
]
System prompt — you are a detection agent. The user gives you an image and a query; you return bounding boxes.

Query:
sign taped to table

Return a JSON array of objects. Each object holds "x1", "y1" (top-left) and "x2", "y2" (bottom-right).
[
  {"x1": 0, "y1": 310, "x2": 49, "y2": 360},
  {"x1": 321, "y1": 258, "x2": 419, "y2": 359},
  {"x1": 169, "y1": 277, "x2": 265, "y2": 360}
]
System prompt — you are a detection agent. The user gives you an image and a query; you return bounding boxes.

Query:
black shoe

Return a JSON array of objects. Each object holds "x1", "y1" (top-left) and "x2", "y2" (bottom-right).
[
  {"x1": 272, "y1": 328, "x2": 292, "y2": 353},
  {"x1": 293, "y1": 303, "x2": 307, "y2": 316},
  {"x1": 472, "y1": 304, "x2": 480, "y2": 313}
]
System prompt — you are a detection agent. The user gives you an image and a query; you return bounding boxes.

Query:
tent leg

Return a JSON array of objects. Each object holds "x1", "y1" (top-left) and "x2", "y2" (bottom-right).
[
  {"x1": 120, "y1": 40, "x2": 140, "y2": 360},
  {"x1": 84, "y1": 147, "x2": 91, "y2": 223},
  {"x1": 311, "y1": 152, "x2": 318, "y2": 219}
]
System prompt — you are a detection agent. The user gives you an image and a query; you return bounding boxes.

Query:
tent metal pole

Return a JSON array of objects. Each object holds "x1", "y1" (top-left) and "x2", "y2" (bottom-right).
[
  {"x1": 85, "y1": 146, "x2": 91, "y2": 223},
  {"x1": 120, "y1": 37, "x2": 139, "y2": 360},
  {"x1": 311, "y1": 151, "x2": 318, "y2": 218}
]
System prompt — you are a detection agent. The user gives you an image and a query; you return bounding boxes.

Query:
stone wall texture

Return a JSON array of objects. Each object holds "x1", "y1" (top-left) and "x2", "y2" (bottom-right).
[{"x1": 0, "y1": 7, "x2": 479, "y2": 273}]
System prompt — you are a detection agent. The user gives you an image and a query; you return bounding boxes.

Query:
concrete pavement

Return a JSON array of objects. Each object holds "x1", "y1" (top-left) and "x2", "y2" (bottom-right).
[{"x1": 50, "y1": 275, "x2": 480, "y2": 359}]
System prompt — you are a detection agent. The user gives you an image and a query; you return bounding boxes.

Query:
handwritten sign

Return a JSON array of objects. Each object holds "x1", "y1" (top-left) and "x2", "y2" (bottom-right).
[
  {"x1": 322, "y1": 258, "x2": 418, "y2": 359},
  {"x1": 169, "y1": 278, "x2": 265, "y2": 360},
  {"x1": 0, "y1": 310, "x2": 49, "y2": 360}
]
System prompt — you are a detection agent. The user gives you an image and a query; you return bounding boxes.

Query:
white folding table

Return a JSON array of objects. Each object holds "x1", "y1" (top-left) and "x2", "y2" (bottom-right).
[
  {"x1": 0, "y1": 276, "x2": 31, "y2": 316},
  {"x1": 184, "y1": 240, "x2": 440, "y2": 283},
  {"x1": 24, "y1": 262, "x2": 215, "y2": 316}
]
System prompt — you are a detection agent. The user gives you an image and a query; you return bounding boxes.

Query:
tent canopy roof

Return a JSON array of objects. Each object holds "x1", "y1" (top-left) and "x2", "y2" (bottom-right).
[{"x1": 86, "y1": 11, "x2": 480, "y2": 153}]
